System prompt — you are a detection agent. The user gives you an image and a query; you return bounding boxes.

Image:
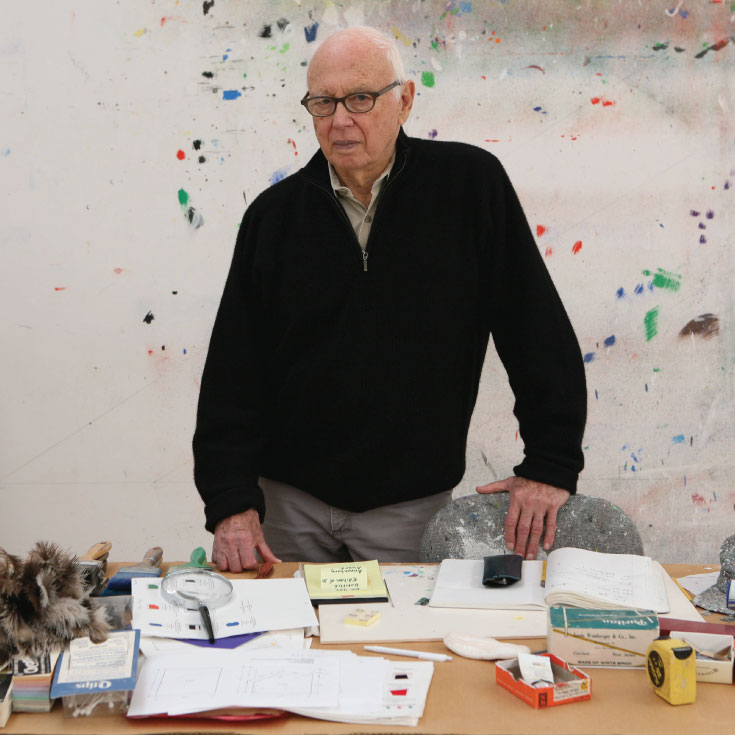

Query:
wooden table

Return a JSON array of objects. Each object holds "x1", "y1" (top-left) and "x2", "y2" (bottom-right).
[{"x1": 5, "y1": 563, "x2": 733, "y2": 735}]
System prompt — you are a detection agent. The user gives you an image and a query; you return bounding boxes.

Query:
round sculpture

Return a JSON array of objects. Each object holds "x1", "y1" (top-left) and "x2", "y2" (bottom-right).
[
  {"x1": 693, "y1": 534, "x2": 735, "y2": 614},
  {"x1": 420, "y1": 493, "x2": 644, "y2": 562}
]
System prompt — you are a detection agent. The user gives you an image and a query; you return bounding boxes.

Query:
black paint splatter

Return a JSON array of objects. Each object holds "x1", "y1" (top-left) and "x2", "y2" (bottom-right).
[
  {"x1": 679, "y1": 314, "x2": 720, "y2": 338},
  {"x1": 143, "y1": 311, "x2": 155, "y2": 324},
  {"x1": 652, "y1": 42, "x2": 669, "y2": 51},
  {"x1": 276, "y1": 18, "x2": 289, "y2": 31},
  {"x1": 202, "y1": 71, "x2": 214, "y2": 78},
  {"x1": 203, "y1": 0, "x2": 214, "y2": 16},
  {"x1": 198, "y1": 155, "x2": 206, "y2": 163},
  {"x1": 193, "y1": 140, "x2": 202, "y2": 150},
  {"x1": 258, "y1": 24, "x2": 272, "y2": 38},
  {"x1": 695, "y1": 37, "x2": 733, "y2": 59}
]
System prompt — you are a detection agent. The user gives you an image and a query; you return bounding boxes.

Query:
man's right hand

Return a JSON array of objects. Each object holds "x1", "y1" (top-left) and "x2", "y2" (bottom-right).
[{"x1": 212, "y1": 509, "x2": 281, "y2": 572}]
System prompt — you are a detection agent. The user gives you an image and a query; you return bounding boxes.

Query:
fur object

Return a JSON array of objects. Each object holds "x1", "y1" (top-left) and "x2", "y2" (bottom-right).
[{"x1": 0, "y1": 542, "x2": 110, "y2": 667}]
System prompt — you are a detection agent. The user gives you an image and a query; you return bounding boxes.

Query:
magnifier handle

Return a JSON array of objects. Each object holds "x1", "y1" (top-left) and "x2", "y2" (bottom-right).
[{"x1": 200, "y1": 604, "x2": 215, "y2": 644}]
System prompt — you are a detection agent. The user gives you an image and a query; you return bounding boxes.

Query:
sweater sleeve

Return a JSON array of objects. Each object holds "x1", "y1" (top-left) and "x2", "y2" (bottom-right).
[
  {"x1": 484, "y1": 160, "x2": 587, "y2": 493},
  {"x1": 192, "y1": 208, "x2": 268, "y2": 532}
]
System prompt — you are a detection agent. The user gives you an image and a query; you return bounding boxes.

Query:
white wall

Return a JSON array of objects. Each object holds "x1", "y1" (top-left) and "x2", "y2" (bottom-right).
[{"x1": 1, "y1": 0, "x2": 733, "y2": 562}]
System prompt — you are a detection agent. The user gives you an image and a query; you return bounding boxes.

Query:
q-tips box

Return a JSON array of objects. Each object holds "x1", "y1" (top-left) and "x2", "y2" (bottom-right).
[{"x1": 547, "y1": 607, "x2": 659, "y2": 668}]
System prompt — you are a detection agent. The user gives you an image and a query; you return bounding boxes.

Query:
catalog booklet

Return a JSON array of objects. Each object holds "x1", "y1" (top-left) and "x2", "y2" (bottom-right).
[{"x1": 429, "y1": 548, "x2": 670, "y2": 613}]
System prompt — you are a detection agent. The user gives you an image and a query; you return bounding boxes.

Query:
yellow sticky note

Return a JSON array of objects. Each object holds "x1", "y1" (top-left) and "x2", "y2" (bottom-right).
[
  {"x1": 344, "y1": 608, "x2": 381, "y2": 627},
  {"x1": 320, "y1": 563, "x2": 368, "y2": 592}
]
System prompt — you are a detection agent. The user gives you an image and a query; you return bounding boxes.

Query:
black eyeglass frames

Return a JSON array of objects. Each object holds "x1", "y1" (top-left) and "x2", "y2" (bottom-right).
[{"x1": 300, "y1": 81, "x2": 402, "y2": 117}]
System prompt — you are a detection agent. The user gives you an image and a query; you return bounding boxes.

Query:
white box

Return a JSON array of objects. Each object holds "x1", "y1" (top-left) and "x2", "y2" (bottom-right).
[{"x1": 669, "y1": 630, "x2": 734, "y2": 684}]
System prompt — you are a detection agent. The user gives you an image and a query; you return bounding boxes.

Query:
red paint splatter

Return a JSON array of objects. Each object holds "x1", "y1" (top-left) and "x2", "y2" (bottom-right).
[
  {"x1": 572, "y1": 240, "x2": 583, "y2": 254},
  {"x1": 537, "y1": 224, "x2": 547, "y2": 237},
  {"x1": 602, "y1": 99, "x2": 615, "y2": 107},
  {"x1": 515, "y1": 430, "x2": 519, "y2": 441},
  {"x1": 481, "y1": 75, "x2": 486, "y2": 80},
  {"x1": 485, "y1": 139, "x2": 501, "y2": 142},
  {"x1": 544, "y1": 247, "x2": 553, "y2": 257},
  {"x1": 390, "y1": 690, "x2": 408, "y2": 696},
  {"x1": 113, "y1": 267, "x2": 124, "y2": 275},
  {"x1": 147, "y1": 349, "x2": 154, "y2": 355},
  {"x1": 691, "y1": 492, "x2": 706, "y2": 506},
  {"x1": 287, "y1": 138, "x2": 298, "y2": 156},
  {"x1": 176, "y1": 149, "x2": 185, "y2": 160},
  {"x1": 54, "y1": 286, "x2": 68, "y2": 291},
  {"x1": 591, "y1": 97, "x2": 616, "y2": 106}
]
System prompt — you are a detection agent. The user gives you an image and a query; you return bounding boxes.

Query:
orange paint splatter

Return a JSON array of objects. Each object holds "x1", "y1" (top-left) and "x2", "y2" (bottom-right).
[{"x1": 572, "y1": 240, "x2": 583, "y2": 254}]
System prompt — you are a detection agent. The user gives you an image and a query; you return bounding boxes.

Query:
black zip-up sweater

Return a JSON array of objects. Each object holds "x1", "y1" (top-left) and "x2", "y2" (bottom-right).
[{"x1": 193, "y1": 130, "x2": 587, "y2": 533}]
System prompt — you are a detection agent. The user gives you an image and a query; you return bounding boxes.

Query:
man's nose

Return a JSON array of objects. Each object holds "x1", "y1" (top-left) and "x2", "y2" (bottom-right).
[{"x1": 332, "y1": 100, "x2": 355, "y2": 126}]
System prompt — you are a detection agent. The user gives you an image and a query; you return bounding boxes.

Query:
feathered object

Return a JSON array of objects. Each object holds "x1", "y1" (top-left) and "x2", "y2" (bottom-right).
[{"x1": 0, "y1": 542, "x2": 110, "y2": 667}]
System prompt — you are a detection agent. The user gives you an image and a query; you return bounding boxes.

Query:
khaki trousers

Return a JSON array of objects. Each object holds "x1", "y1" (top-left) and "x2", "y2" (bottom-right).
[{"x1": 260, "y1": 477, "x2": 451, "y2": 563}]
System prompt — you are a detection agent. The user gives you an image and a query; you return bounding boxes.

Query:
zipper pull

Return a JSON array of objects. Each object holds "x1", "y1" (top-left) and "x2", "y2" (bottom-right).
[{"x1": 362, "y1": 250, "x2": 369, "y2": 272}]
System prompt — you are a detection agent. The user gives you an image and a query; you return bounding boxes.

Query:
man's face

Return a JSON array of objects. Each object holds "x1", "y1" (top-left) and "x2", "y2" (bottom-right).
[{"x1": 307, "y1": 37, "x2": 414, "y2": 180}]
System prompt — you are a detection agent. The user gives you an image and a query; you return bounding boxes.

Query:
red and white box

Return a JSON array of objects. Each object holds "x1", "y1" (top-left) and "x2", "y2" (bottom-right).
[{"x1": 495, "y1": 653, "x2": 591, "y2": 709}]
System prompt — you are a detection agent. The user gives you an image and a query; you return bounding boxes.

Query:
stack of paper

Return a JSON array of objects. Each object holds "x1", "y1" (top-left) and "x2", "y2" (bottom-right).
[
  {"x1": 131, "y1": 577, "x2": 318, "y2": 640},
  {"x1": 303, "y1": 561, "x2": 389, "y2": 605},
  {"x1": 10, "y1": 652, "x2": 59, "y2": 713},
  {"x1": 127, "y1": 648, "x2": 434, "y2": 727}
]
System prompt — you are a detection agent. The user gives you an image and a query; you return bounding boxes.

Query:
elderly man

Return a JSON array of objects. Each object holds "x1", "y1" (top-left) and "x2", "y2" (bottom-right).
[{"x1": 193, "y1": 26, "x2": 586, "y2": 571}]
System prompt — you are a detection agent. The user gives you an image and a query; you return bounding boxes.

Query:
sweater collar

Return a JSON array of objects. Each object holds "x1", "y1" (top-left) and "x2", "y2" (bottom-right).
[{"x1": 300, "y1": 127, "x2": 410, "y2": 191}]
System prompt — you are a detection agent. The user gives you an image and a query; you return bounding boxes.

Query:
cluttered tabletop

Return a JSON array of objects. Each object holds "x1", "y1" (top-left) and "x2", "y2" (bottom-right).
[{"x1": 1, "y1": 546, "x2": 734, "y2": 735}]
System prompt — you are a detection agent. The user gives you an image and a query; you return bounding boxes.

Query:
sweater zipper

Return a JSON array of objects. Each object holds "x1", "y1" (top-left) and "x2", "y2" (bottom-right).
[{"x1": 308, "y1": 150, "x2": 407, "y2": 273}]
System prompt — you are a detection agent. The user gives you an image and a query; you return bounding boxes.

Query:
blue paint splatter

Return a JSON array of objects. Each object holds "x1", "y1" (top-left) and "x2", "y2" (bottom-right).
[
  {"x1": 706, "y1": 210, "x2": 714, "y2": 219},
  {"x1": 645, "y1": 383, "x2": 648, "y2": 392},
  {"x1": 672, "y1": 434, "x2": 685, "y2": 444},
  {"x1": 269, "y1": 165, "x2": 291, "y2": 186},
  {"x1": 0, "y1": 147, "x2": 10, "y2": 157},
  {"x1": 616, "y1": 287, "x2": 625, "y2": 299},
  {"x1": 583, "y1": 352, "x2": 595, "y2": 363},
  {"x1": 460, "y1": 1, "x2": 473, "y2": 12},
  {"x1": 689, "y1": 209, "x2": 700, "y2": 216},
  {"x1": 634, "y1": 283, "x2": 644, "y2": 295},
  {"x1": 700, "y1": 235, "x2": 707, "y2": 244},
  {"x1": 698, "y1": 222, "x2": 706, "y2": 229},
  {"x1": 533, "y1": 106, "x2": 547, "y2": 115},
  {"x1": 603, "y1": 335, "x2": 615, "y2": 347},
  {"x1": 223, "y1": 90, "x2": 241, "y2": 100},
  {"x1": 428, "y1": 129, "x2": 438, "y2": 139},
  {"x1": 594, "y1": 389, "x2": 598, "y2": 399},
  {"x1": 304, "y1": 22, "x2": 319, "y2": 43}
]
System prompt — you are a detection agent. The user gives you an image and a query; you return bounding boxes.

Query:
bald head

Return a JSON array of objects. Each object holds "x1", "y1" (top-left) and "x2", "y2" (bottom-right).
[
  {"x1": 304, "y1": 26, "x2": 415, "y2": 197},
  {"x1": 307, "y1": 27, "x2": 406, "y2": 94}
]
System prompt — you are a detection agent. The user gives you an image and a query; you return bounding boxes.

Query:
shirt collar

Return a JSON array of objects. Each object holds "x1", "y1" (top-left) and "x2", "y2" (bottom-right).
[{"x1": 328, "y1": 151, "x2": 396, "y2": 198}]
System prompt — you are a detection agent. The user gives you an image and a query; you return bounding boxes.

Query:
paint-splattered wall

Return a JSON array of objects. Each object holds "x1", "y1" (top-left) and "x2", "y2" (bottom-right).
[{"x1": 1, "y1": 0, "x2": 733, "y2": 562}]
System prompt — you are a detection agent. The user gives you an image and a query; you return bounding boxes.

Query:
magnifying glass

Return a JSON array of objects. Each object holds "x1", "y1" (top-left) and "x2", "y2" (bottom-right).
[{"x1": 160, "y1": 568, "x2": 233, "y2": 644}]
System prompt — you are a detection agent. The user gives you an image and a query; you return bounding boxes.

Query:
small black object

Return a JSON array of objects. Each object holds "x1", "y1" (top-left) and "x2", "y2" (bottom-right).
[{"x1": 482, "y1": 554, "x2": 523, "y2": 586}]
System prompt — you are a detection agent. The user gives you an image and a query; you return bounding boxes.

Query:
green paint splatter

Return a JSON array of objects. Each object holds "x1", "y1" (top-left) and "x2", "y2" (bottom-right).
[
  {"x1": 421, "y1": 71, "x2": 435, "y2": 88},
  {"x1": 279, "y1": 43, "x2": 290, "y2": 54},
  {"x1": 178, "y1": 188, "x2": 189, "y2": 206},
  {"x1": 653, "y1": 367, "x2": 662, "y2": 373},
  {"x1": 431, "y1": 40, "x2": 439, "y2": 51},
  {"x1": 243, "y1": 73, "x2": 247, "y2": 78},
  {"x1": 644, "y1": 307, "x2": 659, "y2": 341},
  {"x1": 642, "y1": 267, "x2": 681, "y2": 292}
]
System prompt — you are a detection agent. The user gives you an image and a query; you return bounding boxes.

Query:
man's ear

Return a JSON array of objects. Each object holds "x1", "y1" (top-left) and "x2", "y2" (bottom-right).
[{"x1": 398, "y1": 80, "x2": 416, "y2": 125}]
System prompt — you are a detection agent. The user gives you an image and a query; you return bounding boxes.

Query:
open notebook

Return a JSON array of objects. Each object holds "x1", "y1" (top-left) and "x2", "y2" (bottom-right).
[{"x1": 429, "y1": 548, "x2": 670, "y2": 613}]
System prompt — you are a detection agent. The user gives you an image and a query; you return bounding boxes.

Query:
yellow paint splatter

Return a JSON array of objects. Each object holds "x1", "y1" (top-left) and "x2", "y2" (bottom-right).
[
  {"x1": 133, "y1": 28, "x2": 146, "y2": 37},
  {"x1": 391, "y1": 26, "x2": 412, "y2": 46}
]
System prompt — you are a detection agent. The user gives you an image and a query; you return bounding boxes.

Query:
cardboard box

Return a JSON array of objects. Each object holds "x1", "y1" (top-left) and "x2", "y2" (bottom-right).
[
  {"x1": 547, "y1": 606, "x2": 659, "y2": 668},
  {"x1": 495, "y1": 653, "x2": 591, "y2": 709},
  {"x1": 669, "y1": 630, "x2": 734, "y2": 684}
]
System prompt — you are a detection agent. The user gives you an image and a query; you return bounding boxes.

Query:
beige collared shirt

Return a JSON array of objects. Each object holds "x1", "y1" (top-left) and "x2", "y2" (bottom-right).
[{"x1": 328, "y1": 154, "x2": 395, "y2": 250}]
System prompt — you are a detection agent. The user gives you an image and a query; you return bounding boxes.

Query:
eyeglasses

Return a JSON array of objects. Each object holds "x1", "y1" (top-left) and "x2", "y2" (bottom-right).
[{"x1": 300, "y1": 81, "x2": 402, "y2": 117}]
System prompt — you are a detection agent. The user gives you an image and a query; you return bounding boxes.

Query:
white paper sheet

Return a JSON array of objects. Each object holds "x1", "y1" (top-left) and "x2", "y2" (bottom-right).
[
  {"x1": 128, "y1": 649, "x2": 340, "y2": 716},
  {"x1": 131, "y1": 577, "x2": 317, "y2": 639}
]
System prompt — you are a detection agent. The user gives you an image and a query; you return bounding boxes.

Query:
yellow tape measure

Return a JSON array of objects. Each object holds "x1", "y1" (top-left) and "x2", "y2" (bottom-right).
[{"x1": 646, "y1": 638, "x2": 696, "y2": 705}]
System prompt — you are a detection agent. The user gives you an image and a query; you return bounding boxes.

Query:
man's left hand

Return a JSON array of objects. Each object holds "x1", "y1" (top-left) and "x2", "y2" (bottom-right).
[{"x1": 476, "y1": 477, "x2": 570, "y2": 560}]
